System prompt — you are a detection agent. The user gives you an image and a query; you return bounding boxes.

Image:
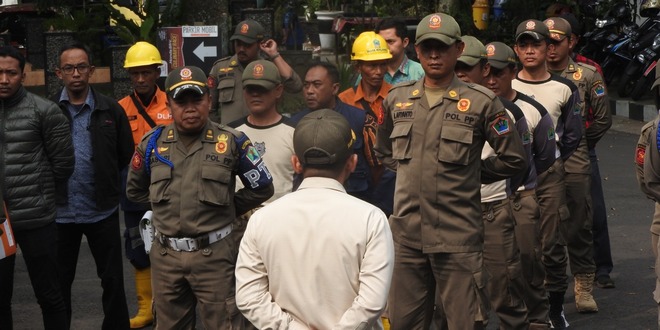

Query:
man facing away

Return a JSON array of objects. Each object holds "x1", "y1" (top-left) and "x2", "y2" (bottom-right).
[
  {"x1": 51, "y1": 41, "x2": 133, "y2": 329},
  {"x1": 0, "y1": 45, "x2": 74, "y2": 330},
  {"x1": 236, "y1": 109, "x2": 394, "y2": 329}
]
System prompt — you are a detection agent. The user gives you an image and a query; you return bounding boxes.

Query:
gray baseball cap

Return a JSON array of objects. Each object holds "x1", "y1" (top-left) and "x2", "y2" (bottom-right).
[
  {"x1": 415, "y1": 13, "x2": 461, "y2": 46},
  {"x1": 294, "y1": 109, "x2": 356, "y2": 166},
  {"x1": 486, "y1": 42, "x2": 517, "y2": 69},
  {"x1": 458, "y1": 36, "x2": 487, "y2": 67}
]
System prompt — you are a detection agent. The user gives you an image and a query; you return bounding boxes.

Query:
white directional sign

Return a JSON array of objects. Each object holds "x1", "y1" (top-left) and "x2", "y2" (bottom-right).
[{"x1": 157, "y1": 25, "x2": 222, "y2": 74}]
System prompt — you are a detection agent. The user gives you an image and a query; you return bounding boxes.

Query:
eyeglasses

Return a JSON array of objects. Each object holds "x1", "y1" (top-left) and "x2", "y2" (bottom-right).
[{"x1": 59, "y1": 64, "x2": 91, "y2": 75}]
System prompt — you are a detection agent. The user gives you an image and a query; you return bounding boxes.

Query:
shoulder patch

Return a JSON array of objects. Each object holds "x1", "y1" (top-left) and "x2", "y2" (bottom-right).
[
  {"x1": 636, "y1": 143, "x2": 647, "y2": 166},
  {"x1": 592, "y1": 80, "x2": 606, "y2": 97},
  {"x1": 131, "y1": 151, "x2": 143, "y2": 170},
  {"x1": 492, "y1": 117, "x2": 511, "y2": 135}
]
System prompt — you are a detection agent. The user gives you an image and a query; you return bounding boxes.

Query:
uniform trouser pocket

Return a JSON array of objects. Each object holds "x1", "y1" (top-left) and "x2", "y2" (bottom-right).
[{"x1": 471, "y1": 270, "x2": 489, "y2": 324}]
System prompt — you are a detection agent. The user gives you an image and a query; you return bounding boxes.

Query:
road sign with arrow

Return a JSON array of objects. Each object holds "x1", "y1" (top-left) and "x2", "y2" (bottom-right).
[{"x1": 157, "y1": 25, "x2": 222, "y2": 74}]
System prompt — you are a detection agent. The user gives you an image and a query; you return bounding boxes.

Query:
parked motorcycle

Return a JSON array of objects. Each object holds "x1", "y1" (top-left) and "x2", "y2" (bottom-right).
[
  {"x1": 579, "y1": 1, "x2": 634, "y2": 63},
  {"x1": 614, "y1": 0, "x2": 660, "y2": 97},
  {"x1": 621, "y1": 33, "x2": 660, "y2": 100}
]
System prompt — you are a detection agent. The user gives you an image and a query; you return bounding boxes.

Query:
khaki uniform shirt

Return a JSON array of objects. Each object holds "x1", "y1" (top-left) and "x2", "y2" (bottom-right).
[
  {"x1": 637, "y1": 116, "x2": 660, "y2": 235},
  {"x1": 208, "y1": 55, "x2": 303, "y2": 125},
  {"x1": 126, "y1": 121, "x2": 274, "y2": 237},
  {"x1": 552, "y1": 59, "x2": 611, "y2": 174},
  {"x1": 374, "y1": 76, "x2": 527, "y2": 253}
]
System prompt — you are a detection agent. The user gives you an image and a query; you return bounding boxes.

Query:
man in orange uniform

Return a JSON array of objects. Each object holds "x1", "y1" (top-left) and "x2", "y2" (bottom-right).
[
  {"x1": 339, "y1": 31, "x2": 394, "y2": 216},
  {"x1": 117, "y1": 41, "x2": 172, "y2": 329}
]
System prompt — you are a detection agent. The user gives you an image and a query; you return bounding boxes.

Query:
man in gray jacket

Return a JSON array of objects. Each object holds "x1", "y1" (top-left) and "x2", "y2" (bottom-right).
[{"x1": 0, "y1": 45, "x2": 75, "y2": 329}]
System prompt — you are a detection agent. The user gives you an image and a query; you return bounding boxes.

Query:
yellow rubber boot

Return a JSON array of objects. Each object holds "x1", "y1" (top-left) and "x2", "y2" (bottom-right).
[{"x1": 130, "y1": 267, "x2": 153, "y2": 328}]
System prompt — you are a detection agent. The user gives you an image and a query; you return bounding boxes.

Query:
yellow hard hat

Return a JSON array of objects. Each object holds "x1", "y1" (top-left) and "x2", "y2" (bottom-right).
[
  {"x1": 124, "y1": 41, "x2": 162, "y2": 69},
  {"x1": 351, "y1": 31, "x2": 392, "y2": 62}
]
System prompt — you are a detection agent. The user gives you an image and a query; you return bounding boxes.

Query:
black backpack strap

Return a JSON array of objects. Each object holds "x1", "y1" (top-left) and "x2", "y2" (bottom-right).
[{"x1": 129, "y1": 94, "x2": 157, "y2": 128}]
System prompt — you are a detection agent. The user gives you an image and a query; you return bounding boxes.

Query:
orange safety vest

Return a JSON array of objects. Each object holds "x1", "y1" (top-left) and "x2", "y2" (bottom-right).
[{"x1": 118, "y1": 88, "x2": 173, "y2": 149}]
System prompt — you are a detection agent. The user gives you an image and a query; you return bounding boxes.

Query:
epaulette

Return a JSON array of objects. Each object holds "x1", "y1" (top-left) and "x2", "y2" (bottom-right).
[
  {"x1": 390, "y1": 80, "x2": 416, "y2": 91},
  {"x1": 211, "y1": 121, "x2": 245, "y2": 139},
  {"x1": 212, "y1": 56, "x2": 233, "y2": 66},
  {"x1": 576, "y1": 61, "x2": 598, "y2": 75},
  {"x1": 466, "y1": 82, "x2": 497, "y2": 100},
  {"x1": 140, "y1": 124, "x2": 167, "y2": 143},
  {"x1": 642, "y1": 119, "x2": 657, "y2": 135}
]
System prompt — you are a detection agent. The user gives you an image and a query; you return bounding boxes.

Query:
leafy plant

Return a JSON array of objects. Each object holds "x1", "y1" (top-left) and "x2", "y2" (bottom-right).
[{"x1": 100, "y1": 0, "x2": 183, "y2": 45}]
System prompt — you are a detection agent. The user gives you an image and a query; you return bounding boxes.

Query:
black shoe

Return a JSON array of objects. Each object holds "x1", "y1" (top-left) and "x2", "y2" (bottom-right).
[
  {"x1": 595, "y1": 275, "x2": 616, "y2": 288},
  {"x1": 549, "y1": 310, "x2": 570, "y2": 329}
]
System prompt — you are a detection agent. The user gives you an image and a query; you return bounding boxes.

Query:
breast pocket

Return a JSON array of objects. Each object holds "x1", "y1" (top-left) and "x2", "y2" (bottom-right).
[
  {"x1": 390, "y1": 122, "x2": 413, "y2": 160},
  {"x1": 438, "y1": 125, "x2": 473, "y2": 165},
  {"x1": 217, "y1": 77, "x2": 235, "y2": 104},
  {"x1": 129, "y1": 119, "x2": 139, "y2": 132},
  {"x1": 149, "y1": 165, "x2": 171, "y2": 203},
  {"x1": 199, "y1": 165, "x2": 232, "y2": 206}
]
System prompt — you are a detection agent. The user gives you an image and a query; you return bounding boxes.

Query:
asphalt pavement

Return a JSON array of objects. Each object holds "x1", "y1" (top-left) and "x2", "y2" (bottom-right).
[{"x1": 6, "y1": 115, "x2": 660, "y2": 330}]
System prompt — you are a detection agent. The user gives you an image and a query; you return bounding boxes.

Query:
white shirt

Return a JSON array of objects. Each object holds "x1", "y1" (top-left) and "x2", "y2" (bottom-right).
[
  {"x1": 235, "y1": 177, "x2": 394, "y2": 330},
  {"x1": 234, "y1": 117, "x2": 295, "y2": 203}
]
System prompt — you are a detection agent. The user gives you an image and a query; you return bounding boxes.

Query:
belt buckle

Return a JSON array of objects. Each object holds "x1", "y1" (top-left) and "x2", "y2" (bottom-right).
[{"x1": 172, "y1": 237, "x2": 199, "y2": 252}]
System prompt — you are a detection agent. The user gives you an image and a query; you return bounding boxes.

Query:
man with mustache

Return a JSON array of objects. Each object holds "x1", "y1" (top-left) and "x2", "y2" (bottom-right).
[
  {"x1": 127, "y1": 66, "x2": 274, "y2": 329},
  {"x1": 117, "y1": 41, "x2": 171, "y2": 329},
  {"x1": 291, "y1": 62, "x2": 371, "y2": 201},
  {"x1": 339, "y1": 31, "x2": 394, "y2": 216},
  {"x1": 209, "y1": 19, "x2": 302, "y2": 125}
]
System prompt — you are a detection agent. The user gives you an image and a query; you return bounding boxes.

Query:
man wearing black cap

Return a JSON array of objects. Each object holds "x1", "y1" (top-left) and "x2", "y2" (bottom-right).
[
  {"x1": 208, "y1": 19, "x2": 302, "y2": 125},
  {"x1": 126, "y1": 66, "x2": 274, "y2": 329},
  {"x1": 545, "y1": 16, "x2": 610, "y2": 313},
  {"x1": 512, "y1": 19, "x2": 584, "y2": 329},
  {"x1": 485, "y1": 41, "x2": 558, "y2": 329},
  {"x1": 635, "y1": 64, "x2": 660, "y2": 329},
  {"x1": 235, "y1": 109, "x2": 394, "y2": 329},
  {"x1": 375, "y1": 12, "x2": 527, "y2": 329}
]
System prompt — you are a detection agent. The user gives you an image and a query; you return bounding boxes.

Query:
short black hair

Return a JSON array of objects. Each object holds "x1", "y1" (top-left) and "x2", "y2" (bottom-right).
[
  {"x1": 305, "y1": 61, "x2": 339, "y2": 84},
  {"x1": 0, "y1": 46, "x2": 25, "y2": 72},
  {"x1": 375, "y1": 18, "x2": 408, "y2": 40},
  {"x1": 57, "y1": 42, "x2": 93, "y2": 65}
]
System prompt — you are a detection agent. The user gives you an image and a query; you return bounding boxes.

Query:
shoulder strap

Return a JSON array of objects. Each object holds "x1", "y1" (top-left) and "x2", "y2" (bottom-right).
[{"x1": 129, "y1": 94, "x2": 157, "y2": 128}]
